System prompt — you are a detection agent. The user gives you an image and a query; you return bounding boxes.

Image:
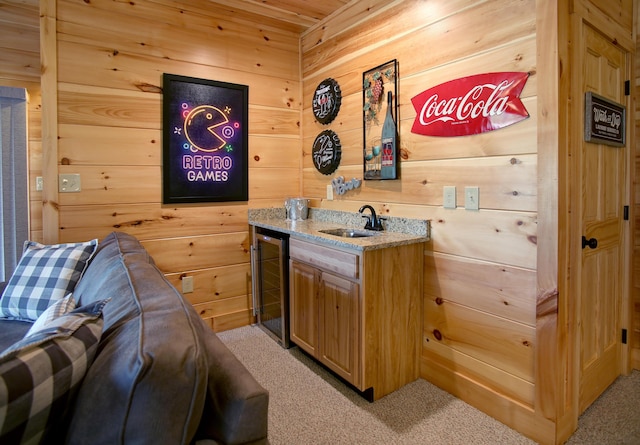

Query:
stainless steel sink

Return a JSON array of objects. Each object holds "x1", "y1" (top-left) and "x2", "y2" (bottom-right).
[{"x1": 318, "y1": 228, "x2": 378, "y2": 238}]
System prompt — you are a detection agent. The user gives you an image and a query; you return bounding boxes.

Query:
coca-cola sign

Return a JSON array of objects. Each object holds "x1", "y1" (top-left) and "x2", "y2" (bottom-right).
[{"x1": 410, "y1": 72, "x2": 530, "y2": 137}]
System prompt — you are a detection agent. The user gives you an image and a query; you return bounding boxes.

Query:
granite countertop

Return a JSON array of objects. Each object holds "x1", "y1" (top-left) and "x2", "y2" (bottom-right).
[{"x1": 248, "y1": 207, "x2": 430, "y2": 251}]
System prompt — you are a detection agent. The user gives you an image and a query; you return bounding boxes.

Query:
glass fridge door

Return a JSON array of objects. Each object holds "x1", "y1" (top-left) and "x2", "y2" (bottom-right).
[{"x1": 252, "y1": 232, "x2": 290, "y2": 347}]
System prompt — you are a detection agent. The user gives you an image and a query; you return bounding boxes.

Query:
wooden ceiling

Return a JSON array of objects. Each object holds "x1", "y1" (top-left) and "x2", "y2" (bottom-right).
[
  {"x1": 6, "y1": 0, "x2": 349, "y2": 31},
  {"x1": 211, "y1": 0, "x2": 351, "y2": 30}
]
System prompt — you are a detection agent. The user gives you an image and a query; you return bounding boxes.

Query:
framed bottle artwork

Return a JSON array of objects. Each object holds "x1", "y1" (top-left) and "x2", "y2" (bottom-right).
[{"x1": 362, "y1": 59, "x2": 398, "y2": 180}]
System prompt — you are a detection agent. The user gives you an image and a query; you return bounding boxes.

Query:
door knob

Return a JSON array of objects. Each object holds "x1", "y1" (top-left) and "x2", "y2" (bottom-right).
[{"x1": 581, "y1": 236, "x2": 598, "y2": 249}]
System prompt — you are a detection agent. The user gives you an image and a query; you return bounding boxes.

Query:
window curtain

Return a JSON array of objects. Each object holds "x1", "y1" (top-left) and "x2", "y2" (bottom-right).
[{"x1": 0, "y1": 87, "x2": 29, "y2": 282}]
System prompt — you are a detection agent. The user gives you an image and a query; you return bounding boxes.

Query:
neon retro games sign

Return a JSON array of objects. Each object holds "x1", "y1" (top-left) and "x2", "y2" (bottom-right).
[{"x1": 162, "y1": 74, "x2": 248, "y2": 203}]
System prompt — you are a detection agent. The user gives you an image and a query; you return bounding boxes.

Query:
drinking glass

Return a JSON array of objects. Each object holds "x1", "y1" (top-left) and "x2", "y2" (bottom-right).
[{"x1": 284, "y1": 200, "x2": 292, "y2": 221}]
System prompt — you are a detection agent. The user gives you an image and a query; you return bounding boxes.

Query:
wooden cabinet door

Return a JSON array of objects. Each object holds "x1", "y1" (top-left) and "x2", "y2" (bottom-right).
[
  {"x1": 318, "y1": 271, "x2": 360, "y2": 387},
  {"x1": 289, "y1": 260, "x2": 318, "y2": 356}
]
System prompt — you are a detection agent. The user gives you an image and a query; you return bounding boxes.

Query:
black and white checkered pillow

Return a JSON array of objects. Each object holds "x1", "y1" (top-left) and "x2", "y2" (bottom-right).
[
  {"x1": 0, "y1": 299, "x2": 108, "y2": 444},
  {"x1": 0, "y1": 239, "x2": 98, "y2": 321}
]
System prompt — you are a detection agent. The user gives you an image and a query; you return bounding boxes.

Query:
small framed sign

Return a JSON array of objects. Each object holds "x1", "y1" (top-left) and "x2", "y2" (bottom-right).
[
  {"x1": 584, "y1": 92, "x2": 625, "y2": 147},
  {"x1": 162, "y1": 73, "x2": 248, "y2": 204}
]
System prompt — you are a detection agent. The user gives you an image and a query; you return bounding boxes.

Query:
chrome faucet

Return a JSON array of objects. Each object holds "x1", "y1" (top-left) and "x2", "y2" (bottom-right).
[{"x1": 358, "y1": 205, "x2": 385, "y2": 231}]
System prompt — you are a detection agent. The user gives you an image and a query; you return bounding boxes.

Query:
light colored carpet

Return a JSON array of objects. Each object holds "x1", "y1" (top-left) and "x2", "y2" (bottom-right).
[{"x1": 218, "y1": 325, "x2": 640, "y2": 445}]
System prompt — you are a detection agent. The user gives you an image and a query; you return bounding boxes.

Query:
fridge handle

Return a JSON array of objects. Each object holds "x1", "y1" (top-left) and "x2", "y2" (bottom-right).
[{"x1": 250, "y1": 244, "x2": 259, "y2": 317}]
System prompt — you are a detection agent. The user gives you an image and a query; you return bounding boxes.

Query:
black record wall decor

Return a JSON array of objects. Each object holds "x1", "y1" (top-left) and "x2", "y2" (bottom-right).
[
  {"x1": 312, "y1": 78, "x2": 342, "y2": 124},
  {"x1": 312, "y1": 130, "x2": 342, "y2": 175}
]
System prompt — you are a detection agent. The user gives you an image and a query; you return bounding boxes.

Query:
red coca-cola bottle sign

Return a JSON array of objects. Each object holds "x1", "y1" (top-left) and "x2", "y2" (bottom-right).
[{"x1": 410, "y1": 72, "x2": 530, "y2": 137}]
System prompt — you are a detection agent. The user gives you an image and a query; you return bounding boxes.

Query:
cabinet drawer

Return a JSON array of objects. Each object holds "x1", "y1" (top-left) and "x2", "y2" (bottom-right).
[{"x1": 290, "y1": 238, "x2": 359, "y2": 279}]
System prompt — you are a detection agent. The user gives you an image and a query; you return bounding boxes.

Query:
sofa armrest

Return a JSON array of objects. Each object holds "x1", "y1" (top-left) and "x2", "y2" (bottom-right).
[{"x1": 196, "y1": 330, "x2": 269, "y2": 445}]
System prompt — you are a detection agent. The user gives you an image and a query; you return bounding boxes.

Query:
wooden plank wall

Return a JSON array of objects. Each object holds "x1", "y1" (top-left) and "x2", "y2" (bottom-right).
[
  {"x1": 300, "y1": 1, "x2": 637, "y2": 443},
  {"x1": 45, "y1": 0, "x2": 302, "y2": 330},
  {"x1": 300, "y1": 0, "x2": 544, "y2": 441},
  {"x1": 2, "y1": 0, "x2": 638, "y2": 440},
  {"x1": 0, "y1": 0, "x2": 42, "y2": 242}
]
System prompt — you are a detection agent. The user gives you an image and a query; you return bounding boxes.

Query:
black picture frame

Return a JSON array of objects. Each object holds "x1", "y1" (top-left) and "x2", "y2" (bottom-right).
[
  {"x1": 362, "y1": 59, "x2": 398, "y2": 180},
  {"x1": 162, "y1": 73, "x2": 248, "y2": 204}
]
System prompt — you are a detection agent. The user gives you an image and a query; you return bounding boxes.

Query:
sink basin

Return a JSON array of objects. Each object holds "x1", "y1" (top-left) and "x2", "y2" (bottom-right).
[{"x1": 318, "y1": 228, "x2": 378, "y2": 238}]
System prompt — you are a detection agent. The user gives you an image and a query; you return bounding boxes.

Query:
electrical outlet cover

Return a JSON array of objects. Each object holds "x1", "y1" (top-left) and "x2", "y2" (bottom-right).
[
  {"x1": 59, "y1": 173, "x2": 81, "y2": 192},
  {"x1": 443, "y1": 186, "x2": 456, "y2": 209},
  {"x1": 182, "y1": 276, "x2": 194, "y2": 293}
]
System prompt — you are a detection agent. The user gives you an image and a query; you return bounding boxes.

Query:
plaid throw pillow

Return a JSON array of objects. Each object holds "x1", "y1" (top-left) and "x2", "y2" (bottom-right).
[
  {"x1": 25, "y1": 293, "x2": 76, "y2": 337},
  {"x1": 0, "y1": 299, "x2": 108, "y2": 444},
  {"x1": 0, "y1": 239, "x2": 98, "y2": 321}
]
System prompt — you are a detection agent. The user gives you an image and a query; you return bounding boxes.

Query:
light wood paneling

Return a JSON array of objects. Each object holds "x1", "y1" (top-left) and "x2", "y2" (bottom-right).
[
  {"x1": 211, "y1": 309, "x2": 254, "y2": 332},
  {"x1": 165, "y1": 263, "x2": 251, "y2": 305},
  {"x1": 0, "y1": 0, "x2": 41, "y2": 242},
  {"x1": 3, "y1": 0, "x2": 637, "y2": 443},
  {"x1": 428, "y1": 208, "x2": 537, "y2": 269},
  {"x1": 303, "y1": 155, "x2": 538, "y2": 212},
  {"x1": 141, "y1": 232, "x2": 250, "y2": 273},
  {"x1": 58, "y1": 165, "x2": 160, "y2": 205},
  {"x1": 0, "y1": 20, "x2": 39, "y2": 54},
  {"x1": 58, "y1": 203, "x2": 251, "y2": 242},
  {"x1": 43, "y1": 0, "x2": 302, "y2": 329},
  {"x1": 420, "y1": 352, "x2": 555, "y2": 442},
  {"x1": 57, "y1": 7, "x2": 301, "y2": 80},
  {"x1": 193, "y1": 294, "x2": 252, "y2": 320},
  {"x1": 55, "y1": 38, "x2": 300, "y2": 105},
  {"x1": 424, "y1": 297, "x2": 535, "y2": 382},
  {"x1": 535, "y1": 1, "x2": 563, "y2": 438},
  {"x1": 302, "y1": 0, "x2": 535, "y2": 81},
  {"x1": 421, "y1": 338, "x2": 535, "y2": 407},
  {"x1": 58, "y1": 124, "x2": 161, "y2": 166},
  {"x1": 301, "y1": 0, "x2": 545, "y2": 442},
  {"x1": 424, "y1": 252, "x2": 537, "y2": 326}
]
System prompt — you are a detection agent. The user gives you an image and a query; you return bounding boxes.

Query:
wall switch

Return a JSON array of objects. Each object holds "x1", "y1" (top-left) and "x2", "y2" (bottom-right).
[
  {"x1": 326, "y1": 184, "x2": 334, "y2": 200},
  {"x1": 465, "y1": 186, "x2": 479, "y2": 210},
  {"x1": 443, "y1": 186, "x2": 456, "y2": 209},
  {"x1": 59, "y1": 173, "x2": 81, "y2": 192},
  {"x1": 182, "y1": 276, "x2": 194, "y2": 293},
  {"x1": 36, "y1": 176, "x2": 43, "y2": 191}
]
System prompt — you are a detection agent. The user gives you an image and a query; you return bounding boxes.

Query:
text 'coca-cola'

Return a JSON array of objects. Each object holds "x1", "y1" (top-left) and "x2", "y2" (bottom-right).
[{"x1": 410, "y1": 72, "x2": 530, "y2": 137}]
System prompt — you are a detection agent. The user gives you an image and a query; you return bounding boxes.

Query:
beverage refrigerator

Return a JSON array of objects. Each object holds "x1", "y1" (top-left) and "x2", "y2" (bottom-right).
[{"x1": 250, "y1": 226, "x2": 291, "y2": 348}]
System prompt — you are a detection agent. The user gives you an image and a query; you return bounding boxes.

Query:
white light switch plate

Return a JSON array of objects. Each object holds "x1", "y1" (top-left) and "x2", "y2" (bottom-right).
[
  {"x1": 465, "y1": 186, "x2": 479, "y2": 210},
  {"x1": 443, "y1": 186, "x2": 456, "y2": 209}
]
